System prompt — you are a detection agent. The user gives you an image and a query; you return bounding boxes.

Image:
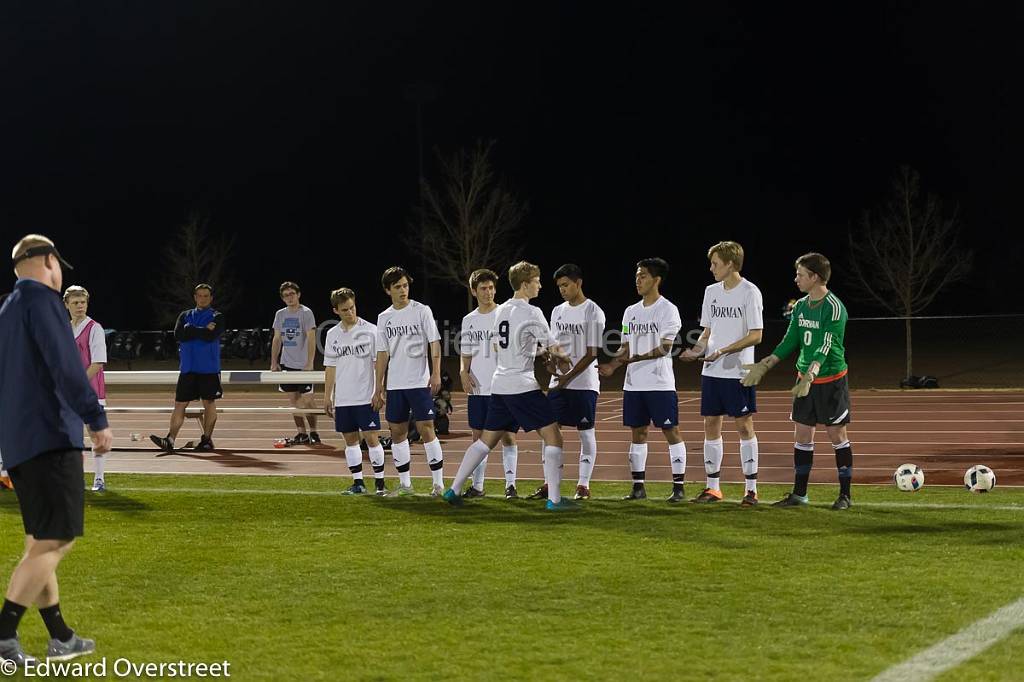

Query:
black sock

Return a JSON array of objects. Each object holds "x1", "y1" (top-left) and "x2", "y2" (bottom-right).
[
  {"x1": 0, "y1": 599, "x2": 27, "y2": 640},
  {"x1": 835, "y1": 442, "x2": 853, "y2": 497},
  {"x1": 632, "y1": 471, "x2": 645, "y2": 489},
  {"x1": 793, "y1": 445, "x2": 814, "y2": 497},
  {"x1": 39, "y1": 604, "x2": 74, "y2": 642},
  {"x1": 672, "y1": 473, "x2": 685, "y2": 491}
]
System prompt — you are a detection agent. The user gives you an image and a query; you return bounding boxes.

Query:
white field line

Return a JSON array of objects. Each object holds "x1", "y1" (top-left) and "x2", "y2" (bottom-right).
[
  {"x1": 870, "y1": 596, "x2": 1024, "y2": 682},
  {"x1": 92, "y1": 484, "x2": 1024, "y2": 504}
]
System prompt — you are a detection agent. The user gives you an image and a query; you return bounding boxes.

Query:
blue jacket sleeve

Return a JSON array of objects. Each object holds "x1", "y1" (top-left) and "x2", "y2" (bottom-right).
[
  {"x1": 192, "y1": 312, "x2": 224, "y2": 342},
  {"x1": 28, "y1": 296, "x2": 108, "y2": 431}
]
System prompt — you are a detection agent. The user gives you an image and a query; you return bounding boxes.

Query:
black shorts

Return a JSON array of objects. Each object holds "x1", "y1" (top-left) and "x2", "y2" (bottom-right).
[
  {"x1": 175, "y1": 372, "x2": 223, "y2": 402},
  {"x1": 9, "y1": 449, "x2": 85, "y2": 540},
  {"x1": 791, "y1": 375, "x2": 852, "y2": 427},
  {"x1": 279, "y1": 365, "x2": 313, "y2": 395}
]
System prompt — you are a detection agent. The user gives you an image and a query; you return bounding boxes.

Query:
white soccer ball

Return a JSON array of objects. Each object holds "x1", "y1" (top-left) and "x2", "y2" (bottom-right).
[
  {"x1": 964, "y1": 465, "x2": 996, "y2": 493},
  {"x1": 893, "y1": 463, "x2": 924, "y2": 492}
]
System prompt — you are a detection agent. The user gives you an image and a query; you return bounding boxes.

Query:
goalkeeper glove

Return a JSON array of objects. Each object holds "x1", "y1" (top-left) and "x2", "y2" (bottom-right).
[
  {"x1": 740, "y1": 361, "x2": 771, "y2": 387},
  {"x1": 791, "y1": 373, "x2": 814, "y2": 398}
]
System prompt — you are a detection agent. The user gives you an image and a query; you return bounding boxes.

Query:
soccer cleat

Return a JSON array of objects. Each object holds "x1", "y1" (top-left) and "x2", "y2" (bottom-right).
[
  {"x1": 666, "y1": 487, "x2": 687, "y2": 503},
  {"x1": 0, "y1": 475, "x2": 13, "y2": 491},
  {"x1": 573, "y1": 485, "x2": 591, "y2": 500},
  {"x1": 195, "y1": 435, "x2": 215, "y2": 452},
  {"x1": 462, "y1": 487, "x2": 486, "y2": 498},
  {"x1": 526, "y1": 484, "x2": 549, "y2": 500},
  {"x1": 0, "y1": 636, "x2": 37, "y2": 668},
  {"x1": 831, "y1": 494, "x2": 852, "y2": 510},
  {"x1": 504, "y1": 484, "x2": 519, "y2": 500},
  {"x1": 46, "y1": 633, "x2": 95, "y2": 662},
  {"x1": 387, "y1": 485, "x2": 415, "y2": 497},
  {"x1": 309, "y1": 431, "x2": 322, "y2": 444},
  {"x1": 441, "y1": 489, "x2": 463, "y2": 506},
  {"x1": 90, "y1": 479, "x2": 106, "y2": 493},
  {"x1": 342, "y1": 482, "x2": 368, "y2": 495},
  {"x1": 740, "y1": 491, "x2": 759, "y2": 507},
  {"x1": 622, "y1": 485, "x2": 647, "y2": 500},
  {"x1": 692, "y1": 487, "x2": 724, "y2": 503},
  {"x1": 149, "y1": 434, "x2": 174, "y2": 453},
  {"x1": 430, "y1": 484, "x2": 445, "y2": 497},
  {"x1": 546, "y1": 498, "x2": 580, "y2": 511},
  {"x1": 374, "y1": 481, "x2": 388, "y2": 496},
  {"x1": 772, "y1": 492, "x2": 810, "y2": 507},
  {"x1": 374, "y1": 488, "x2": 389, "y2": 497}
]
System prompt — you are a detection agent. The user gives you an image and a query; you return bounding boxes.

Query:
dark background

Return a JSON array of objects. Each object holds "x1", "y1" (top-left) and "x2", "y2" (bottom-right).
[{"x1": 2, "y1": 2, "x2": 1020, "y2": 330}]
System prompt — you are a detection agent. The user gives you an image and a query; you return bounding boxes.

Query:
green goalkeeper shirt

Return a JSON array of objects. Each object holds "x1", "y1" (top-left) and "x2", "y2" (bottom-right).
[{"x1": 771, "y1": 291, "x2": 848, "y2": 378}]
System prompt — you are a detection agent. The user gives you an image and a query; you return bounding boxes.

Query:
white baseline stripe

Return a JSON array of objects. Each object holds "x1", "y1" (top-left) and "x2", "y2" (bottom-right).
[{"x1": 870, "y1": 596, "x2": 1024, "y2": 682}]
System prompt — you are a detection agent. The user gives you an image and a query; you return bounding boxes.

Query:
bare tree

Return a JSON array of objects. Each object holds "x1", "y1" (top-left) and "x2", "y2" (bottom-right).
[
  {"x1": 409, "y1": 140, "x2": 528, "y2": 311},
  {"x1": 847, "y1": 167, "x2": 973, "y2": 380},
  {"x1": 149, "y1": 213, "x2": 241, "y2": 327}
]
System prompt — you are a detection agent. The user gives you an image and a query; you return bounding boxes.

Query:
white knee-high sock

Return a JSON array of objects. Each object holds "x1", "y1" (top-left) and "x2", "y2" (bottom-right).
[
  {"x1": 703, "y1": 438, "x2": 723, "y2": 491},
  {"x1": 471, "y1": 455, "x2": 488, "y2": 491},
  {"x1": 344, "y1": 445, "x2": 364, "y2": 480},
  {"x1": 93, "y1": 453, "x2": 106, "y2": 481},
  {"x1": 368, "y1": 445, "x2": 386, "y2": 479},
  {"x1": 543, "y1": 445, "x2": 564, "y2": 503},
  {"x1": 740, "y1": 437, "x2": 759, "y2": 493},
  {"x1": 578, "y1": 429, "x2": 597, "y2": 487},
  {"x1": 452, "y1": 440, "x2": 492, "y2": 493},
  {"x1": 424, "y1": 438, "x2": 444, "y2": 487},
  {"x1": 502, "y1": 445, "x2": 518, "y2": 486},
  {"x1": 628, "y1": 443, "x2": 649, "y2": 484},
  {"x1": 670, "y1": 441, "x2": 687, "y2": 483},
  {"x1": 392, "y1": 440, "x2": 412, "y2": 487}
]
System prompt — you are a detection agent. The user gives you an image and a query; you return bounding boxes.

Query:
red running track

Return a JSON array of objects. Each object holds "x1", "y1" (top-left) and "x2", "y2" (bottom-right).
[{"x1": 94, "y1": 390, "x2": 1024, "y2": 488}]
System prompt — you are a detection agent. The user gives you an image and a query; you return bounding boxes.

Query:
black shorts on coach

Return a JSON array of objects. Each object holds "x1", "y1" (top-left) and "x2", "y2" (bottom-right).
[
  {"x1": 175, "y1": 371, "x2": 223, "y2": 402},
  {"x1": 9, "y1": 449, "x2": 85, "y2": 540},
  {"x1": 791, "y1": 375, "x2": 852, "y2": 427}
]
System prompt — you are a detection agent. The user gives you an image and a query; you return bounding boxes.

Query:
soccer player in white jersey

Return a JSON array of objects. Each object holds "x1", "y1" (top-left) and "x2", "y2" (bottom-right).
[
  {"x1": 459, "y1": 269, "x2": 519, "y2": 499},
  {"x1": 323, "y1": 288, "x2": 388, "y2": 496},
  {"x1": 373, "y1": 267, "x2": 445, "y2": 496},
  {"x1": 527, "y1": 264, "x2": 606, "y2": 501},
  {"x1": 442, "y1": 261, "x2": 576, "y2": 511},
  {"x1": 679, "y1": 242, "x2": 764, "y2": 505},
  {"x1": 599, "y1": 258, "x2": 688, "y2": 502}
]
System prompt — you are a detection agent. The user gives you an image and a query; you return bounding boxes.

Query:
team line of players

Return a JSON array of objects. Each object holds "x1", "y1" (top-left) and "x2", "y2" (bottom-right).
[{"x1": 324, "y1": 241, "x2": 854, "y2": 511}]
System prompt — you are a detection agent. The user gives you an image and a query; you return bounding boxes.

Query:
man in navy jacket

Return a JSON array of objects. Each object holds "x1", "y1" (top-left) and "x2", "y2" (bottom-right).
[{"x1": 0, "y1": 234, "x2": 112, "y2": 668}]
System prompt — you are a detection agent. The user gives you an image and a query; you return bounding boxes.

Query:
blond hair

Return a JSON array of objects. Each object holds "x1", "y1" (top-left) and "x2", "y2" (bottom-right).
[
  {"x1": 708, "y1": 241, "x2": 744, "y2": 271},
  {"x1": 63, "y1": 285, "x2": 89, "y2": 302},
  {"x1": 508, "y1": 261, "x2": 541, "y2": 291}
]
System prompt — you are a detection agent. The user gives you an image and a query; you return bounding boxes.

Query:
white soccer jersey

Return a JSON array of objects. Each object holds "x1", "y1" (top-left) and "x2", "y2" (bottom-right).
[
  {"x1": 490, "y1": 298, "x2": 556, "y2": 396},
  {"x1": 72, "y1": 317, "x2": 107, "y2": 364},
  {"x1": 700, "y1": 278, "x2": 764, "y2": 380},
  {"x1": 621, "y1": 296, "x2": 682, "y2": 392},
  {"x1": 323, "y1": 318, "x2": 378, "y2": 407},
  {"x1": 460, "y1": 308, "x2": 498, "y2": 396},
  {"x1": 548, "y1": 299, "x2": 606, "y2": 392},
  {"x1": 376, "y1": 300, "x2": 441, "y2": 390}
]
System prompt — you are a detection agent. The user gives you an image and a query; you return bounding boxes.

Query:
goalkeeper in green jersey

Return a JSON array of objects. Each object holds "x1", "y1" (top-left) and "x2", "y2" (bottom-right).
[{"x1": 740, "y1": 252, "x2": 854, "y2": 510}]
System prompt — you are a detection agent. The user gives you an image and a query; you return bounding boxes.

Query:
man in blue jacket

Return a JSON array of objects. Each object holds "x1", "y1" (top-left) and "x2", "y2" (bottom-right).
[
  {"x1": 0, "y1": 234, "x2": 112, "y2": 668},
  {"x1": 150, "y1": 284, "x2": 225, "y2": 453}
]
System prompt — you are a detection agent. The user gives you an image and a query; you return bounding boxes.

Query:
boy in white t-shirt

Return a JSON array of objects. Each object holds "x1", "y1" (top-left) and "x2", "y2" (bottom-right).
[
  {"x1": 442, "y1": 261, "x2": 576, "y2": 511},
  {"x1": 458, "y1": 269, "x2": 519, "y2": 499},
  {"x1": 526, "y1": 264, "x2": 607, "y2": 501},
  {"x1": 373, "y1": 267, "x2": 445, "y2": 496},
  {"x1": 680, "y1": 242, "x2": 764, "y2": 505},
  {"x1": 323, "y1": 288, "x2": 388, "y2": 495},
  {"x1": 599, "y1": 258, "x2": 688, "y2": 502},
  {"x1": 64, "y1": 285, "x2": 109, "y2": 492}
]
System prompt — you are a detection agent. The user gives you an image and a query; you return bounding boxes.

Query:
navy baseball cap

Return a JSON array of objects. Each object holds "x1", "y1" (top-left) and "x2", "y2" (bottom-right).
[{"x1": 12, "y1": 244, "x2": 74, "y2": 270}]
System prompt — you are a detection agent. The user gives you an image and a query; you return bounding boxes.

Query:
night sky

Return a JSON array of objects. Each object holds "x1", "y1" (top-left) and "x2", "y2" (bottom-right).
[{"x1": 3, "y1": 2, "x2": 1020, "y2": 330}]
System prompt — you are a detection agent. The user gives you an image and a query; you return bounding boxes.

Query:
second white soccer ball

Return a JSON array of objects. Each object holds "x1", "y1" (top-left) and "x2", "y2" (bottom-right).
[
  {"x1": 894, "y1": 463, "x2": 924, "y2": 492},
  {"x1": 964, "y1": 465, "x2": 996, "y2": 493}
]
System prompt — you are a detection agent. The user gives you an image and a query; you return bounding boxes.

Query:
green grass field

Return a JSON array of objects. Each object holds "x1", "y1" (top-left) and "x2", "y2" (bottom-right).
[{"x1": 2, "y1": 475, "x2": 1022, "y2": 681}]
